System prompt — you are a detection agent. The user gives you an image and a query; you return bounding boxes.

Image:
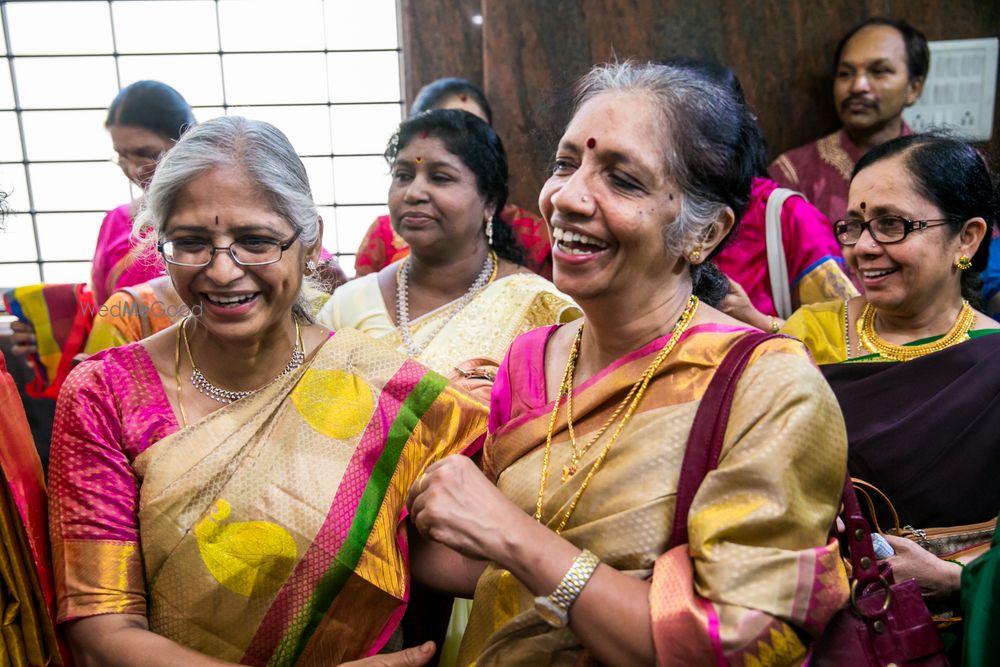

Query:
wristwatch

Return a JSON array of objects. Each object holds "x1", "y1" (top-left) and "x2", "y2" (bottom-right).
[{"x1": 533, "y1": 549, "x2": 601, "y2": 628}]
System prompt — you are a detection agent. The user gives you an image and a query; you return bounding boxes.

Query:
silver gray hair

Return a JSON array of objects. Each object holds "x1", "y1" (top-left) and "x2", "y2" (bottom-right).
[
  {"x1": 135, "y1": 115, "x2": 321, "y2": 321},
  {"x1": 571, "y1": 60, "x2": 755, "y2": 259}
]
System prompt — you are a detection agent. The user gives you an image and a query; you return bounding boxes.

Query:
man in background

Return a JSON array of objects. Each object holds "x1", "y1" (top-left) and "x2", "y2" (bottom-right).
[{"x1": 770, "y1": 17, "x2": 928, "y2": 221}]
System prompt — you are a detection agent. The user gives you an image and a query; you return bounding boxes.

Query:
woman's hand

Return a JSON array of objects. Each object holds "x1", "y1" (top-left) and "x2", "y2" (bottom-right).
[
  {"x1": 882, "y1": 534, "x2": 962, "y2": 599},
  {"x1": 720, "y1": 279, "x2": 777, "y2": 331},
  {"x1": 67, "y1": 615, "x2": 435, "y2": 667},
  {"x1": 342, "y1": 642, "x2": 435, "y2": 666},
  {"x1": 406, "y1": 456, "x2": 535, "y2": 565},
  {"x1": 10, "y1": 319, "x2": 37, "y2": 357}
]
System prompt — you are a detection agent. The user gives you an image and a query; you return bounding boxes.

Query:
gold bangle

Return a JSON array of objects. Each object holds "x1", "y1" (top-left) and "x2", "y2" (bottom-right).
[{"x1": 769, "y1": 318, "x2": 780, "y2": 334}]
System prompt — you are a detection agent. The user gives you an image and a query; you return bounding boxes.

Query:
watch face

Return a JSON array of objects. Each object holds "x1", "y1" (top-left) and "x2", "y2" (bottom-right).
[{"x1": 534, "y1": 596, "x2": 568, "y2": 628}]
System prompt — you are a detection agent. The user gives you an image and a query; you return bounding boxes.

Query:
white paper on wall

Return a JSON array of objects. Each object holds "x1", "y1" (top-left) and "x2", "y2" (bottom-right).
[{"x1": 903, "y1": 37, "x2": 998, "y2": 141}]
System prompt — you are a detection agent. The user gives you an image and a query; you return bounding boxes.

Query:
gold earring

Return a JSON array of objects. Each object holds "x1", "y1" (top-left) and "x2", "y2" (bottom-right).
[
  {"x1": 688, "y1": 244, "x2": 703, "y2": 264},
  {"x1": 955, "y1": 255, "x2": 972, "y2": 270}
]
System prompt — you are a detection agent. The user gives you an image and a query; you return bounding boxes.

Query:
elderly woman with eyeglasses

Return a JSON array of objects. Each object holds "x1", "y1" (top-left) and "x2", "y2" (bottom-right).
[
  {"x1": 782, "y1": 134, "x2": 1000, "y2": 657},
  {"x1": 47, "y1": 116, "x2": 488, "y2": 667}
]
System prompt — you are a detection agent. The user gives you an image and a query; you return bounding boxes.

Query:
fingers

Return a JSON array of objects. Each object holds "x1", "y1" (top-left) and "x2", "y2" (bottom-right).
[
  {"x1": 880, "y1": 534, "x2": 913, "y2": 549},
  {"x1": 405, "y1": 470, "x2": 431, "y2": 515},
  {"x1": 10, "y1": 320, "x2": 34, "y2": 334},
  {"x1": 347, "y1": 641, "x2": 435, "y2": 666}
]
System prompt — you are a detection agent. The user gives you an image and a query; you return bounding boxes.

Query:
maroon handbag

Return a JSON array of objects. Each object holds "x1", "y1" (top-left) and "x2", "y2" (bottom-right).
[
  {"x1": 811, "y1": 478, "x2": 949, "y2": 666},
  {"x1": 672, "y1": 332, "x2": 948, "y2": 666}
]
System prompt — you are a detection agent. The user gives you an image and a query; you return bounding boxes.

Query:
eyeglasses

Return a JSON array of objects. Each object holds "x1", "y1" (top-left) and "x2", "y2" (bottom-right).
[
  {"x1": 159, "y1": 228, "x2": 302, "y2": 267},
  {"x1": 112, "y1": 152, "x2": 160, "y2": 171},
  {"x1": 832, "y1": 215, "x2": 956, "y2": 246}
]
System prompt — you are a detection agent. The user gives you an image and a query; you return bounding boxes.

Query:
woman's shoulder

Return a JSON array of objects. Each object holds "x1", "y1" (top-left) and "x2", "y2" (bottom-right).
[
  {"x1": 58, "y1": 342, "x2": 156, "y2": 414},
  {"x1": 490, "y1": 272, "x2": 581, "y2": 324},
  {"x1": 70, "y1": 342, "x2": 154, "y2": 382},
  {"x1": 316, "y1": 272, "x2": 388, "y2": 331},
  {"x1": 780, "y1": 299, "x2": 848, "y2": 364}
]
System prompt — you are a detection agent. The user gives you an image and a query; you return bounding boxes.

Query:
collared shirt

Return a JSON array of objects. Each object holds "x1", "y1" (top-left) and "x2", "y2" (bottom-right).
[{"x1": 769, "y1": 123, "x2": 913, "y2": 222}]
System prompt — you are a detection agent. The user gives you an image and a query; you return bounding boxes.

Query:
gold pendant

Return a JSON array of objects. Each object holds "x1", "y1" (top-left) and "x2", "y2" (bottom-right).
[{"x1": 561, "y1": 464, "x2": 576, "y2": 482}]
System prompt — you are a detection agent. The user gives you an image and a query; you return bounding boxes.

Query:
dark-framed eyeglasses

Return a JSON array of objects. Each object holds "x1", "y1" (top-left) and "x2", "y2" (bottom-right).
[
  {"x1": 832, "y1": 215, "x2": 956, "y2": 246},
  {"x1": 158, "y1": 228, "x2": 302, "y2": 267}
]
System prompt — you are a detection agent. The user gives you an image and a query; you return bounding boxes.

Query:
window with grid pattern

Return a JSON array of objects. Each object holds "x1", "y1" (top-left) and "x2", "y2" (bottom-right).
[{"x1": 0, "y1": 0, "x2": 403, "y2": 288}]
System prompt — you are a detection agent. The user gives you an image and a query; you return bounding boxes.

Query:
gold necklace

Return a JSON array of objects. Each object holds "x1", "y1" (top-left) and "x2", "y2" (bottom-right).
[
  {"x1": 535, "y1": 295, "x2": 699, "y2": 534},
  {"x1": 857, "y1": 300, "x2": 976, "y2": 362}
]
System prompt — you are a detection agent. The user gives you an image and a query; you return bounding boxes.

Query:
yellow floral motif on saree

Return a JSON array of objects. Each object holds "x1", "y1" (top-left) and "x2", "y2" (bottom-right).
[
  {"x1": 290, "y1": 368, "x2": 375, "y2": 439},
  {"x1": 50, "y1": 329, "x2": 489, "y2": 666},
  {"x1": 194, "y1": 499, "x2": 297, "y2": 599}
]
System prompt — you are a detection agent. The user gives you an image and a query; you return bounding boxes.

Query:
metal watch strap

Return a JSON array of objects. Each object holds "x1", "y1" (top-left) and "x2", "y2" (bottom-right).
[{"x1": 542, "y1": 549, "x2": 600, "y2": 617}]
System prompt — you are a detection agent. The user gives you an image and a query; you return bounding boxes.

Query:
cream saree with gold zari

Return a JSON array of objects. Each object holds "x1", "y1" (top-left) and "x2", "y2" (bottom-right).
[
  {"x1": 458, "y1": 323, "x2": 850, "y2": 667},
  {"x1": 48, "y1": 328, "x2": 488, "y2": 666},
  {"x1": 317, "y1": 272, "x2": 580, "y2": 376}
]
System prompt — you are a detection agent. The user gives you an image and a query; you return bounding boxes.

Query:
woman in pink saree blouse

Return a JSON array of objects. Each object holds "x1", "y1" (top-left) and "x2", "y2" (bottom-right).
[{"x1": 93, "y1": 80, "x2": 195, "y2": 305}]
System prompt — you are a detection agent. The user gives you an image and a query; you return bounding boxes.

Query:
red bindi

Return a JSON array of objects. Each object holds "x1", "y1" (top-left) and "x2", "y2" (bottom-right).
[
  {"x1": 586, "y1": 137, "x2": 596, "y2": 149},
  {"x1": 860, "y1": 202, "x2": 866, "y2": 211},
  {"x1": 214, "y1": 215, "x2": 219, "y2": 226},
  {"x1": 420, "y1": 130, "x2": 429, "y2": 139},
  {"x1": 415, "y1": 157, "x2": 423, "y2": 164},
  {"x1": 460, "y1": 95, "x2": 468, "y2": 102}
]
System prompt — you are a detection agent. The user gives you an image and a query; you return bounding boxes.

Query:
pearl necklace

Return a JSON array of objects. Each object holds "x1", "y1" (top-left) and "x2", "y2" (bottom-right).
[
  {"x1": 179, "y1": 316, "x2": 305, "y2": 406},
  {"x1": 395, "y1": 250, "x2": 497, "y2": 358}
]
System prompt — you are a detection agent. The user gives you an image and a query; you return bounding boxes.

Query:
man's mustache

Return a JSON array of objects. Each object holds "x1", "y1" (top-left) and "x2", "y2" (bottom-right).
[{"x1": 841, "y1": 95, "x2": 878, "y2": 112}]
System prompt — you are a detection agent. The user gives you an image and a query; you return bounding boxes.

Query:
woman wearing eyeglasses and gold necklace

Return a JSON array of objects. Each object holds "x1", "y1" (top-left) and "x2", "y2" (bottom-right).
[
  {"x1": 782, "y1": 134, "x2": 1000, "y2": 662},
  {"x1": 47, "y1": 117, "x2": 488, "y2": 667}
]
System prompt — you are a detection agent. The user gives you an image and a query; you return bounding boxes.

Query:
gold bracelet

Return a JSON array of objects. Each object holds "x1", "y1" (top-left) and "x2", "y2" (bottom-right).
[{"x1": 769, "y1": 317, "x2": 781, "y2": 333}]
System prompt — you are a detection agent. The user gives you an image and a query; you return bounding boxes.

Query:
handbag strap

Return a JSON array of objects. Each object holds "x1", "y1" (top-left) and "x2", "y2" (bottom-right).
[
  {"x1": 765, "y1": 188, "x2": 800, "y2": 319},
  {"x1": 850, "y1": 477, "x2": 903, "y2": 535},
  {"x1": 670, "y1": 332, "x2": 782, "y2": 547},
  {"x1": 840, "y1": 474, "x2": 891, "y2": 588}
]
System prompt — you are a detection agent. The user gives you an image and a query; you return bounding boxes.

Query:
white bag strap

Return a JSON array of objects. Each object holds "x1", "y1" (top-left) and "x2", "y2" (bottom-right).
[{"x1": 765, "y1": 188, "x2": 801, "y2": 319}]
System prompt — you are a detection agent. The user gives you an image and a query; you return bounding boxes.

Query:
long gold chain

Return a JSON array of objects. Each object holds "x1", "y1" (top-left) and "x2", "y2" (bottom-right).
[
  {"x1": 534, "y1": 295, "x2": 699, "y2": 533},
  {"x1": 857, "y1": 300, "x2": 976, "y2": 362}
]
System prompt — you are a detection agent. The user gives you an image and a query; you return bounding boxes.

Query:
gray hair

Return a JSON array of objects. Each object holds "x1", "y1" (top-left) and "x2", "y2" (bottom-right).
[
  {"x1": 571, "y1": 60, "x2": 756, "y2": 259},
  {"x1": 135, "y1": 115, "x2": 321, "y2": 321}
]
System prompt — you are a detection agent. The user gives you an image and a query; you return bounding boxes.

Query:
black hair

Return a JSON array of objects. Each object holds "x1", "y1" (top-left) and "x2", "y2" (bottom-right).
[
  {"x1": 853, "y1": 133, "x2": 997, "y2": 308},
  {"x1": 385, "y1": 108, "x2": 523, "y2": 265},
  {"x1": 410, "y1": 77, "x2": 493, "y2": 125},
  {"x1": 658, "y1": 57, "x2": 769, "y2": 179},
  {"x1": 105, "y1": 80, "x2": 195, "y2": 141},
  {"x1": 651, "y1": 58, "x2": 769, "y2": 305},
  {"x1": 834, "y1": 17, "x2": 930, "y2": 82}
]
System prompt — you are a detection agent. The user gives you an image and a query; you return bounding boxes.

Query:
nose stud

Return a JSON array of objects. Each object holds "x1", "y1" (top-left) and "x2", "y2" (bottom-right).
[{"x1": 581, "y1": 195, "x2": 588, "y2": 203}]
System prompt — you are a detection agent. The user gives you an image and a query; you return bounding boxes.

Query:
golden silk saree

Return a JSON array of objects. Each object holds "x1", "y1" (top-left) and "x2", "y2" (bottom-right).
[
  {"x1": 460, "y1": 323, "x2": 850, "y2": 666},
  {"x1": 49, "y1": 328, "x2": 488, "y2": 665}
]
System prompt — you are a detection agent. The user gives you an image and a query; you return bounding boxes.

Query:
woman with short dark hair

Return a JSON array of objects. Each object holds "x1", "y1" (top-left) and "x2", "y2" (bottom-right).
[
  {"x1": 319, "y1": 109, "x2": 577, "y2": 379},
  {"x1": 353, "y1": 78, "x2": 553, "y2": 278}
]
